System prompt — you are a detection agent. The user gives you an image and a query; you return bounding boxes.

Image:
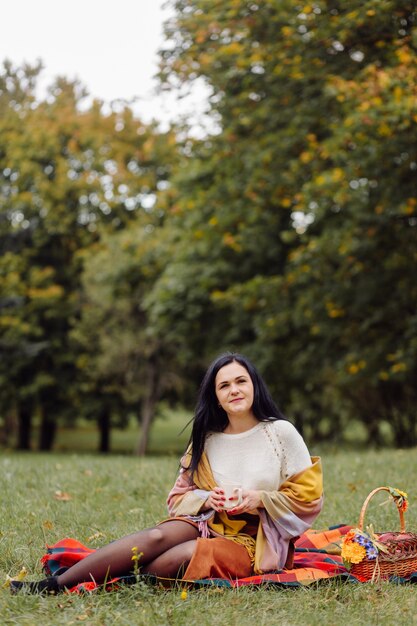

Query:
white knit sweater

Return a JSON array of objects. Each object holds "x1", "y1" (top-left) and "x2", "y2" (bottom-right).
[{"x1": 204, "y1": 420, "x2": 311, "y2": 492}]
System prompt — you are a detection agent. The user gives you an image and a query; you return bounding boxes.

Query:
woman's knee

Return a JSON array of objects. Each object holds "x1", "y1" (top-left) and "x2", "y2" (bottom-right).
[
  {"x1": 146, "y1": 527, "x2": 165, "y2": 548},
  {"x1": 130, "y1": 521, "x2": 198, "y2": 556},
  {"x1": 156, "y1": 521, "x2": 199, "y2": 545}
]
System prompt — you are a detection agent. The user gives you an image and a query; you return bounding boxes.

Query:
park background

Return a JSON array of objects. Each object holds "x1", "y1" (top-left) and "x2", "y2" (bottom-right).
[
  {"x1": 1, "y1": 2, "x2": 417, "y2": 624},
  {"x1": 1, "y1": 0, "x2": 416, "y2": 456}
]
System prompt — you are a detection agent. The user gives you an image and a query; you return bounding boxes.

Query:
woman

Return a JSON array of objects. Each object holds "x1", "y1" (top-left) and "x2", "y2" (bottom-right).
[{"x1": 11, "y1": 352, "x2": 323, "y2": 593}]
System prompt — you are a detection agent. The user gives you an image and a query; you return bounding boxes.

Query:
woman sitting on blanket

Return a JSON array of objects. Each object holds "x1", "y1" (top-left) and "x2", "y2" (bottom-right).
[{"x1": 11, "y1": 352, "x2": 323, "y2": 594}]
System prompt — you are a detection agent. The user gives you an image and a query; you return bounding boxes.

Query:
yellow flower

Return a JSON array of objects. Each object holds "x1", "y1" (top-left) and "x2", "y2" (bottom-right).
[
  {"x1": 390, "y1": 487, "x2": 408, "y2": 512},
  {"x1": 131, "y1": 546, "x2": 143, "y2": 561},
  {"x1": 341, "y1": 539, "x2": 366, "y2": 564},
  {"x1": 180, "y1": 589, "x2": 188, "y2": 600}
]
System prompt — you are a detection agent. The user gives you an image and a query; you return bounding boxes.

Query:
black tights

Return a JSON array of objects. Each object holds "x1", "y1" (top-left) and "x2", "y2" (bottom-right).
[{"x1": 56, "y1": 521, "x2": 199, "y2": 588}]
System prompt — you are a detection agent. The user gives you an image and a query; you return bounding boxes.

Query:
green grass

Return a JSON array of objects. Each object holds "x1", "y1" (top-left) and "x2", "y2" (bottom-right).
[
  {"x1": 1, "y1": 447, "x2": 417, "y2": 625},
  {"x1": 5, "y1": 408, "x2": 193, "y2": 456}
]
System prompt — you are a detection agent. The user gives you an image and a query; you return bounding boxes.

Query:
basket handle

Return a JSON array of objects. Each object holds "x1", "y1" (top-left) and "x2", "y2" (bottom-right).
[{"x1": 358, "y1": 486, "x2": 406, "y2": 532}]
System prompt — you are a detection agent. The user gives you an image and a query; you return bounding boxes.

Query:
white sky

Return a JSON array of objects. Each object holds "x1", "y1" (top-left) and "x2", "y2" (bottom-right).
[{"x1": 2, "y1": 0, "x2": 210, "y2": 130}]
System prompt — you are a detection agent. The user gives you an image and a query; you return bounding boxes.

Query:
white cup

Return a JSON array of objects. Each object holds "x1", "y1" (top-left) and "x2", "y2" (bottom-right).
[{"x1": 219, "y1": 481, "x2": 243, "y2": 510}]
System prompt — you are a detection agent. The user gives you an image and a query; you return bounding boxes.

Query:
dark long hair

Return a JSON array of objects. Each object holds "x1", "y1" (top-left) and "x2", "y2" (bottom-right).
[{"x1": 187, "y1": 352, "x2": 286, "y2": 475}]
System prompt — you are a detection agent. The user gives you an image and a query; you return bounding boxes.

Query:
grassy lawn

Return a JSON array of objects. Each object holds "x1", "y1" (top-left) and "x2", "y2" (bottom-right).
[
  {"x1": 8, "y1": 409, "x2": 193, "y2": 457},
  {"x1": 1, "y1": 446, "x2": 417, "y2": 625}
]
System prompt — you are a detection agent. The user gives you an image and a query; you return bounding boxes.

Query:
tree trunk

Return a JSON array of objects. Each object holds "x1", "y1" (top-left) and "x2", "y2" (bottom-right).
[
  {"x1": 1, "y1": 409, "x2": 18, "y2": 447},
  {"x1": 38, "y1": 412, "x2": 57, "y2": 450},
  {"x1": 98, "y1": 409, "x2": 111, "y2": 453},
  {"x1": 16, "y1": 401, "x2": 32, "y2": 450},
  {"x1": 135, "y1": 359, "x2": 160, "y2": 456},
  {"x1": 391, "y1": 409, "x2": 416, "y2": 448}
]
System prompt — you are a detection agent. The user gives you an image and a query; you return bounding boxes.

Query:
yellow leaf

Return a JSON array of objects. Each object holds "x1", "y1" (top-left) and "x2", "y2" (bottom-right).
[
  {"x1": 87, "y1": 531, "x2": 106, "y2": 542},
  {"x1": 43, "y1": 520, "x2": 54, "y2": 530},
  {"x1": 222, "y1": 42, "x2": 243, "y2": 56},
  {"x1": 393, "y1": 86, "x2": 403, "y2": 102},
  {"x1": 222, "y1": 233, "x2": 242, "y2": 252},
  {"x1": 300, "y1": 151, "x2": 312, "y2": 164},
  {"x1": 396, "y1": 47, "x2": 411, "y2": 64},
  {"x1": 54, "y1": 490, "x2": 72, "y2": 501},
  {"x1": 3, "y1": 568, "x2": 28, "y2": 588},
  {"x1": 332, "y1": 168, "x2": 344, "y2": 182},
  {"x1": 27, "y1": 285, "x2": 64, "y2": 299},
  {"x1": 390, "y1": 362, "x2": 407, "y2": 373},
  {"x1": 377, "y1": 123, "x2": 391, "y2": 137}
]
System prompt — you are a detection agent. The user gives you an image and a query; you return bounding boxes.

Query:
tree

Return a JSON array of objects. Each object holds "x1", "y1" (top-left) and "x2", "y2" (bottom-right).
[
  {"x1": 0, "y1": 60, "x2": 179, "y2": 450},
  {"x1": 73, "y1": 224, "x2": 181, "y2": 454},
  {"x1": 151, "y1": 0, "x2": 417, "y2": 443},
  {"x1": 280, "y1": 2, "x2": 417, "y2": 445}
]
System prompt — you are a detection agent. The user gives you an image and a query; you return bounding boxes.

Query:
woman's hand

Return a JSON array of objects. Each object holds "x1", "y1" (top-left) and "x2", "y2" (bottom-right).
[
  {"x1": 227, "y1": 490, "x2": 263, "y2": 515},
  {"x1": 203, "y1": 488, "x2": 263, "y2": 514},
  {"x1": 203, "y1": 487, "x2": 226, "y2": 512}
]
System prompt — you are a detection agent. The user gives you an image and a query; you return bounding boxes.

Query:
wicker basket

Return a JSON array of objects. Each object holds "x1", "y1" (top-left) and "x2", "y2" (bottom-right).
[{"x1": 349, "y1": 487, "x2": 417, "y2": 581}]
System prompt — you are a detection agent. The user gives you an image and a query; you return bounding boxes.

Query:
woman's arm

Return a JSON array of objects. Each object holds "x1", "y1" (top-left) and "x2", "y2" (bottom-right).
[
  {"x1": 166, "y1": 467, "x2": 210, "y2": 516},
  {"x1": 167, "y1": 467, "x2": 231, "y2": 515}
]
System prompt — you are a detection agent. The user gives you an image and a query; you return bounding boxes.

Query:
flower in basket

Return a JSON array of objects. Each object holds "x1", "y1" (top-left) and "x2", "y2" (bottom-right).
[
  {"x1": 341, "y1": 526, "x2": 387, "y2": 569},
  {"x1": 341, "y1": 531, "x2": 367, "y2": 565},
  {"x1": 388, "y1": 487, "x2": 408, "y2": 512}
]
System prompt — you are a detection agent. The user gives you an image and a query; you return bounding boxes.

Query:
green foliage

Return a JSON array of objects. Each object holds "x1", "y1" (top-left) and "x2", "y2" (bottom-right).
[
  {"x1": 71, "y1": 224, "x2": 183, "y2": 453},
  {"x1": 0, "y1": 61, "x2": 180, "y2": 451},
  {"x1": 153, "y1": 0, "x2": 417, "y2": 444}
]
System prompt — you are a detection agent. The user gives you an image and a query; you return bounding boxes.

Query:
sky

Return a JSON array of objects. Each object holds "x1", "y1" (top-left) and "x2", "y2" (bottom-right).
[{"x1": 2, "y1": 0, "x2": 209, "y2": 130}]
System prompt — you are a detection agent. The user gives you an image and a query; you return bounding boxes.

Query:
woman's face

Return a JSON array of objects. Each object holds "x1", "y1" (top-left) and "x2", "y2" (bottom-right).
[{"x1": 214, "y1": 361, "x2": 255, "y2": 419}]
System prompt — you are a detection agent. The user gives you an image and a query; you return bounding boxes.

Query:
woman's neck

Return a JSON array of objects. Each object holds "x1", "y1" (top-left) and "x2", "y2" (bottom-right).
[{"x1": 223, "y1": 414, "x2": 259, "y2": 434}]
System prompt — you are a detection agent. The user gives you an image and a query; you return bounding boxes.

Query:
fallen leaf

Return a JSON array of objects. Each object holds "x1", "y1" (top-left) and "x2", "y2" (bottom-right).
[
  {"x1": 3, "y1": 567, "x2": 28, "y2": 588},
  {"x1": 54, "y1": 490, "x2": 72, "y2": 501},
  {"x1": 86, "y1": 531, "x2": 106, "y2": 542},
  {"x1": 43, "y1": 520, "x2": 54, "y2": 530}
]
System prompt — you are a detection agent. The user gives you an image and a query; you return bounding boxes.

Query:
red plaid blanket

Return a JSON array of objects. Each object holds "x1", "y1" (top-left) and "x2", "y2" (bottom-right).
[{"x1": 40, "y1": 525, "x2": 417, "y2": 592}]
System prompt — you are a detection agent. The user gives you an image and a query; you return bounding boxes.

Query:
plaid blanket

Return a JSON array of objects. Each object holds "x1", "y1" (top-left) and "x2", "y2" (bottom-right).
[{"x1": 41, "y1": 525, "x2": 417, "y2": 593}]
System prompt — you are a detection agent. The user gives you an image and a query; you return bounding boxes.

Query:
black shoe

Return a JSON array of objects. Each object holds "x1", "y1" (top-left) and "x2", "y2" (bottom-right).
[{"x1": 10, "y1": 576, "x2": 61, "y2": 595}]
